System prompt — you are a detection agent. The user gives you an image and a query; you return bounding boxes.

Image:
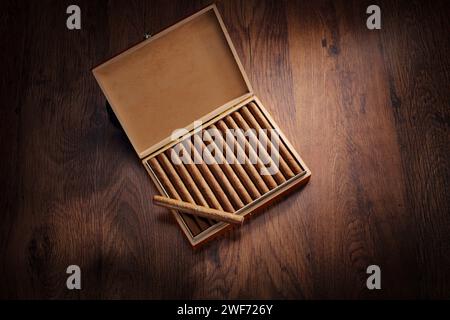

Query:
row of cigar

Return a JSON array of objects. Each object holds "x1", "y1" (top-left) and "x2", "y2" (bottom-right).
[{"x1": 148, "y1": 101, "x2": 304, "y2": 236}]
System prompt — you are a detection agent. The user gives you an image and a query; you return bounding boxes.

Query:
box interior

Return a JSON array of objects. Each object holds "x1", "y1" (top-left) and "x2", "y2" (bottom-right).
[{"x1": 93, "y1": 6, "x2": 251, "y2": 158}]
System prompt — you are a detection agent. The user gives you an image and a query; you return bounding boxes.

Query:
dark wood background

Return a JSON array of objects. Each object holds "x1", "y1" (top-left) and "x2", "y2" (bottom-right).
[{"x1": 0, "y1": 0, "x2": 448, "y2": 299}]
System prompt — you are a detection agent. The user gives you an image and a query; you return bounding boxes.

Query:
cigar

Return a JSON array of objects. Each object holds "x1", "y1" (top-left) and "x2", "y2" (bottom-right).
[
  {"x1": 240, "y1": 105, "x2": 295, "y2": 179},
  {"x1": 210, "y1": 124, "x2": 261, "y2": 200},
  {"x1": 187, "y1": 138, "x2": 236, "y2": 212},
  {"x1": 224, "y1": 115, "x2": 278, "y2": 190},
  {"x1": 147, "y1": 158, "x2": 202, "y2": 235},
  {"x1": 153, "y1": 196, "x2": 244, "y2": 224},
  {"x1": 206, "y1": 125, "x2": 255, "y2": 204},
  {"x1": 156, "y1": 153, "x2": 211, "y2": 230},
  {"x1": 193, "y1": 133, "x2": 245, "y2": 209},
  {"x1": 216, "y1": 120, "x2": 270, "y2": 195},
  {"x1": 232, "y1": 111, "x2": 286, "y2": 185},
  {"x1": 247, "y1": 102, "x2": 303, "y2": 174},
  {"x1": 166, "y1": 148, "x2": 214, "y2": 225},
  {"x1": 171, "y1": 141, "x2": 223, "y2": 211}
]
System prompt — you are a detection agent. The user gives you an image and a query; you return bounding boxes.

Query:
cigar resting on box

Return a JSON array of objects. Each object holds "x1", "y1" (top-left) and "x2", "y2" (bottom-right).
[
  {"x1": 240, "y1": 105, "x2": 295, "y2": 179},
  {"x1": 153, "y1": 195, "x2": 244, "y2": 224},
  {"x1": 232, "y1": 110, "x2": 287, "y2": 185},
  {"x1": 216, "y1": 119, "x2": 270, "y2": 194},
  {"x1": 147, "y1": 158, "x2": 203, "y2": 235},
  {"x1": 247, "y1": 102, "x2": 303, "y2": 174}
]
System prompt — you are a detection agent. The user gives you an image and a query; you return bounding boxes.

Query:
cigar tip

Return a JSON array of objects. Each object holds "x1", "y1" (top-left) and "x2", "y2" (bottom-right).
[{"x1": 153, "y1": 195, "x2": 165, "y2": 203}]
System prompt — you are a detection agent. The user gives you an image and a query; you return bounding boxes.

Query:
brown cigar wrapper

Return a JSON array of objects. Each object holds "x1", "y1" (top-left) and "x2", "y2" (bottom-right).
[
  {"x1": 147, "y1": 158, "x2": 203, "y2": 235},
  {"x1": 240, "y1": 105, "x2": 295, "y2": 179},
  {"x1": 153, "y1": 195, "x2": 244, "y2": 225},
  {"x1": 247, "y1": 102, "x2": 303, "y2": 174}
]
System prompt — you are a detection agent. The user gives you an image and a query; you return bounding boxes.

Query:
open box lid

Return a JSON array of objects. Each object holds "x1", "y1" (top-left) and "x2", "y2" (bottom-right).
[{"x1": 92, "y1": 5, "x2": 253, "y2": 159}]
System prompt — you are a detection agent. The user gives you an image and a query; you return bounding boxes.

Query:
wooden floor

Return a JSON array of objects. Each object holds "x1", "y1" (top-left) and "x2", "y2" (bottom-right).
[{"x1": 0, "y1": 0, "x2": 448, "y2": 299}]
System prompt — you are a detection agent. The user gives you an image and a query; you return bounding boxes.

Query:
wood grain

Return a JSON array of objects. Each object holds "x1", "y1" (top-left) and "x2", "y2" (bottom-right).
[{"x1": 0, "y1": 0, "x2": 448, "y2": 299}]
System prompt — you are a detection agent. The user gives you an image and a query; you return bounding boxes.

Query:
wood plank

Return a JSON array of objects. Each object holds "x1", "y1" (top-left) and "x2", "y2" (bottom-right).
[
  {"x1": 377, "y1": 0, "x2": 450, "y2": 298},
  {"x1": 286, "y1": 0, "x2": 419, "y2": 299}
]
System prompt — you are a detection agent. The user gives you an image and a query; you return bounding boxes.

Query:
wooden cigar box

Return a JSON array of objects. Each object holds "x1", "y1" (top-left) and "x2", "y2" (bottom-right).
[{"x1": 92, "y1": 4, "x2": 311, "y2": 247}]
